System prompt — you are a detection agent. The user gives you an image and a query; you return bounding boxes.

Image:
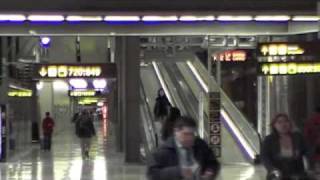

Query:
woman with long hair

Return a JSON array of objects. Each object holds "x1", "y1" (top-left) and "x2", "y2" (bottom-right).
[{"x1": 261, "y1": 113, "x2": 309, "y2": 180}]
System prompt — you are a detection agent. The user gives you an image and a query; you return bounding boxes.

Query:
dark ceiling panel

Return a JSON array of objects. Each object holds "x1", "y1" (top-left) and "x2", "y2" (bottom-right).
[{"x1": 0, "y1": 0, "x2": 316, "y2": 12}]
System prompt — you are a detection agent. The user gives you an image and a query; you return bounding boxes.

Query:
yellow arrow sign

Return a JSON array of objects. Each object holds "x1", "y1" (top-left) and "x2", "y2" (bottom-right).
[{"x1": 39, "y1": 67, "x2": 47, "y2": 77}]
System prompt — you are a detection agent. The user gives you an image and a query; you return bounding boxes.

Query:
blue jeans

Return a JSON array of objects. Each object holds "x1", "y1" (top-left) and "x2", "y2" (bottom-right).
[{"x1": 43, "y1": 134, "x2": 52, "y2": 150}]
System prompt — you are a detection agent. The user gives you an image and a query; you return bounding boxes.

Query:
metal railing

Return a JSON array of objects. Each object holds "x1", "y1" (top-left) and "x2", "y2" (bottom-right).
[
  {"x1": 139, "y1": 84, "x2": 157, "y2": 159},
  {"x1": 191, "y1": 57, "x2": 261, "y2": 161}
]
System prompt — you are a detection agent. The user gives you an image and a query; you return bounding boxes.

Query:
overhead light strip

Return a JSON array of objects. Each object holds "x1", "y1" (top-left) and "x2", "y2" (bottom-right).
[
  {"x1": 28, "y1": 15, "x2": 65, "y2": 22},
  {"x1": 0, "y1": 14, "x2": 26, "y2": 21},
  {"x1": 217, "y1": 15, "x2": 253, "y2": 21},
  {"x1": 66, "y1": 16, "x2": 103, "y2": 22},
  {"x1": 292, "y1": 16, "x2": 319, "y2": 22},
  {"x1": 179, "y1": 16, "x2": 215, "y2": 21},
  {"x1": 104, "y1": 16, "x2": 140, "y2": 22},
  {"x1": 254, "y1": 15, "x2": 291, "y2": 21},
  {"x1": 0, "y1": 14, "x2": 317, "y2": 23},
  {"x1": 142, "y1": 16, "x2": 178, "y2": 22}
]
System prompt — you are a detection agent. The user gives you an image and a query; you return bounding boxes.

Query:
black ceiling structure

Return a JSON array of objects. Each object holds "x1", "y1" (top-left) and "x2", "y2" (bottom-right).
[{"x1": 0, "y1": 0, "x2": 316, "y2": 13}]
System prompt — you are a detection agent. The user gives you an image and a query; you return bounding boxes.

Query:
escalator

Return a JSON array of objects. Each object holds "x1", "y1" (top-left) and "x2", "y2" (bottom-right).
[
  {"x1": 139, "y1": 65, "x2": 161, "y2": 159},
  {"x1": 161, "y1": 62, "x2": 247, "y2": 164},
  {"x1": 179, "y1": 57, "x2": 261, "y2": 163},
  {"x1": 139, "y1": 59, "x2": 260, "y2": 164}
]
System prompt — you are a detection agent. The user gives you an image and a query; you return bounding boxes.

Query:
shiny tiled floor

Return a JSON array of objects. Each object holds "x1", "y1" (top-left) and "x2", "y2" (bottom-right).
[{"x1": 0, "y1": 120, "x2": 266, "y2": 180}]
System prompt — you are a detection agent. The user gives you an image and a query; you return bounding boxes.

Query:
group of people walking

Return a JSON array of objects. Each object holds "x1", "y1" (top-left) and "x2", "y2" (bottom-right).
[
  {"x1": 41, "y1": 109, "x2": 96, "y2": 160},
  {"x1": 149, "y1": 88, "x2": 320, "y2": 180}
]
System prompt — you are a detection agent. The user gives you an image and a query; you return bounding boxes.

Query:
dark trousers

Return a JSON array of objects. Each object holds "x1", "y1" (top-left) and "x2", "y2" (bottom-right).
[{"x1": 43, "y1": 134, "x2": 52, "y2": 150}]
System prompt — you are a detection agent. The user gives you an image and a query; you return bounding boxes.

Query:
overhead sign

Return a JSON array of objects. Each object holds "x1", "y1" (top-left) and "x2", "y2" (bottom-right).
[
  {"x1": 34, "y1": 63, "x2": 116, "y2": 79},
  {"x1": 258, "y1": 42, "x2": 320, "y2": 59},
  {"x1": 213, "y1": 50, "x2": 247, "y2": 62},
  {"x1": 259, "y1": 44, "x2": 304, "y2": 56},
  {"x1": 8, "y1": 89, "x2": 32, "y2": 97},
  {"x1": 78, "y1": 97, "x2": 99, "y2": 105},
  {"x1": 258, "y1": 62, "x2": 320, "y2": 75},
  {"x1": 69, "y1": 90, "x2": 100, "y2": 97}
]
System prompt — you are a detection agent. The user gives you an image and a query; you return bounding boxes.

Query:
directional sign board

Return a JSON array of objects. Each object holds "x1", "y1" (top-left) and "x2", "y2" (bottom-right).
[
  {"x1": 33, "y1": 63, "x2": 116, "y2": 79},
  {"x1": 208, "y1": 92, "x2": 221, "y2": 157}
]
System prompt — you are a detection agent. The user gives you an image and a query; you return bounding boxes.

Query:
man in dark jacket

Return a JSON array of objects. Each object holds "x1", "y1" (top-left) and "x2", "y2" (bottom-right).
[
  {"x1": 76, "y1": 110, "x2": 96, "y2": 159},
  {"x1": 147, "y1": 116, "x2": 220, "y2": 180},
  {"x1": 42, "y1": 112, "x2": 55, "y2": 150}
]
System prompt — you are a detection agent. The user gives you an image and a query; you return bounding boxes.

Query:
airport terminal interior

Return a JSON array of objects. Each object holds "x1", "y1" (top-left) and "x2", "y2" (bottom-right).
[{"x1": 0, "y1": 1, "x2": 318, "y2": 180}]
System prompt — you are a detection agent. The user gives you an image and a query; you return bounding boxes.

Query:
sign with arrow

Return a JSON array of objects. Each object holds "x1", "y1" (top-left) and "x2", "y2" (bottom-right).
[{"x1": 33, "y1": 63, "x2": 116, "y2": 79}]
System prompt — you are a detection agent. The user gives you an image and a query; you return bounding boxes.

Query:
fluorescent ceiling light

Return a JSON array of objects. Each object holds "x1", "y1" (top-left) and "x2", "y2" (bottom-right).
[
  {"x1": 93, "y1": 79, "x2": 107, "y2": 89},
  {"x1": 28, "y1": 15, "x2": 64, "y2": 22},
  {"x1": 97, "y1": 102, "x2": 104, "y2": 107},
  {"x1": 217, "y1": 16, "x2": 253, "y2": 21},
  {"x1": 142, "y1": 16, "x2": 178, "y2": 21},
  {"x1": 36, "y1": 81, "x2": 43, "y2": 91},
  {"x1": 69, "y1": 79, "x2": 88, "y2": 89},
  {"x1": 0, "y1": 14, "x2": 26, "y2": 21},
  {"x1": 179, "y1": 16, "x2": 215, "y2": 21},
  {"x1": 66, "y1": 16, "x2": 103, "y2": 21},
  {"x1": 104, "y1": 16, "x2": 140, "y2": 21},
  {"x1": 53, "y1": 80, "x2": 69, "y2": 91},
  {"x1": 254, "y1": 15, "x2": 290, "y2": 21},
  {"x1": 292, "y1": 16, "x2": 319, "y2": 22}
]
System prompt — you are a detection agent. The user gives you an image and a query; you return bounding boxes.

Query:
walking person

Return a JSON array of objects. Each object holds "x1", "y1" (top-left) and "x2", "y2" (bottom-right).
[
  {"x1": 42, "y1": 112, "x2": 55, "y2": 151},
  {"x1": 76, "y1": 110, "x2": 96, "y2": 160},
  {"x1": 261, "y1": 113, "x2": 310, "y2": 180},
  {"x1": 147, "y1": 116, "x2": 220, "y2": 180}
]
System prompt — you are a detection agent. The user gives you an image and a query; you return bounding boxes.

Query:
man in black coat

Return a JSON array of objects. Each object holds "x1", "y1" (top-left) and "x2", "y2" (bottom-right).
[{"x1": 147, "y1": 116, "x2": 220, "y2": 180}]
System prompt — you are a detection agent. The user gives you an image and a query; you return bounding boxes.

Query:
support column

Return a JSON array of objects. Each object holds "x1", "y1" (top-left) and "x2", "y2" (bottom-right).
[{"x1": 115, "y1": 37, "x2": 141, "y2": 162}]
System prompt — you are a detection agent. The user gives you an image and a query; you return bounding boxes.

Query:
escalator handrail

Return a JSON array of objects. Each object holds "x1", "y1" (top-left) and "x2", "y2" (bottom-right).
[
  {"x1": 192, "y1": 57, "x2": 261, "y2": 155},
  {"x1": 161, "y1": 62, "x2": 210, "y2": 141},
  {"x1": 140, "y1": 84, "x2": 157, "y2": 153}
]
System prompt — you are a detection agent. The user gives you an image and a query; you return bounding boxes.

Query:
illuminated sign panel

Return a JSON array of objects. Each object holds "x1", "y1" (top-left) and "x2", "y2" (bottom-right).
[
  {"x1": 258, "y1": 42, "x2": 320, "y2": 59},
  {"x1": 213, "y1": 50, "x2": 247, "y2": 62},
  {"x1": 34, "y1": 63, "x2": 116, "y2": 79},
  {"x1": 8, "y1": 90, "x2": 32, "y2": 97},
  {"x1": 69, "y1": 90, "x2": 97, "y2": 97},
  {"x1": 260, "y1": 44, "x2": 304, "y2": 56},
  {"x1": 258, "y1": 62, "x2": 320, "y2": 75},
  {"x1": 78, "y1": 97, "x2": 99, "y2": 105}
]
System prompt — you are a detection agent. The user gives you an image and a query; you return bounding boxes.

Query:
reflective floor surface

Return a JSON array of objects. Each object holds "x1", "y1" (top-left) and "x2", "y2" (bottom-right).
[{"x1": 0, "y1": 120, "x2": 266, "y2": 180}]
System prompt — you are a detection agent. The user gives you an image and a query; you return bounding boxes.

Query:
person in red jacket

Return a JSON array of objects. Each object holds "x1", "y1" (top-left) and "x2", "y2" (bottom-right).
[{"x1": 42, "y1": 112, "x2": 55, "y2": 151}]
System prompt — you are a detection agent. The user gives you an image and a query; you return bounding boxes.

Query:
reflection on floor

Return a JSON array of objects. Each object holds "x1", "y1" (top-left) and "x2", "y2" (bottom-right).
[{"x1": 0, "y1": 120, "x2": 266, "y2": 180}]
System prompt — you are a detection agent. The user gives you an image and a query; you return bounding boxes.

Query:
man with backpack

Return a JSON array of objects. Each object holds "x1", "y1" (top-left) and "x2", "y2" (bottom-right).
[
  {"x1": 76, "y1": 110, "x2": 96, "y2": 159},
  {"x1": 42, "y1": 112, "x2": 55, "y2": 151}
]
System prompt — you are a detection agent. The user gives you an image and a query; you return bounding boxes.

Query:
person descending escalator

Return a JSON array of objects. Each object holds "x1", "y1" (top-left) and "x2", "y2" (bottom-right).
[{"x1": 153, "y1": 88, "x2": 171, "y2": 146}]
